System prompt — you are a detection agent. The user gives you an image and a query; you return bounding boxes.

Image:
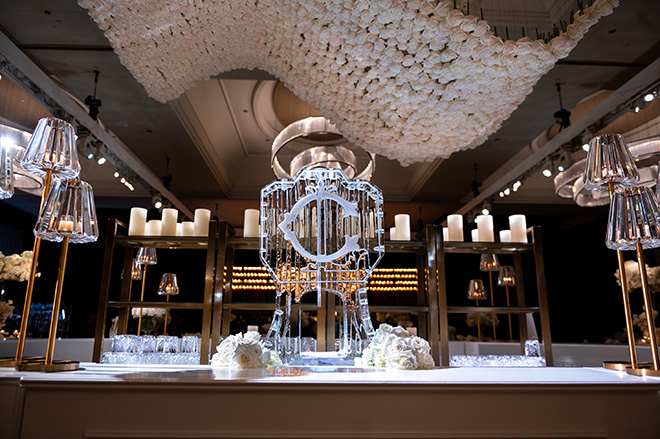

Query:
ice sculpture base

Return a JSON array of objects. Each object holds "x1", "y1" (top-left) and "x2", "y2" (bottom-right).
[
  {"x1": 450, "y1": 354, "x2": 546, "y2": 367},
  {"x1": 290, "y1": 351, "x2": 356, "y2": 367}
]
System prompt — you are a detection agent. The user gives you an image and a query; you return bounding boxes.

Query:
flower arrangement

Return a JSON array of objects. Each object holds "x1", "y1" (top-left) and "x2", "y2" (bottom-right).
[
  {"x1": 0, "y1": 251, "x2": 38, "y2": 282},
  {"x1": 0, "y1": 301, "x2": 14, "y2": 328},
  {"x1": 355, "y1": 323, "x2": 435, "y2": 369},
  {"x1": 131, "y1": 307, "x2": 167, "y2": 335},
  {"x1": 632, "y1": 309, "x2": 660, "y2": 341},
  {"x1": 614, "y1": 260, "x2": 660, "y2": 293},
  {"x1": 466, "y1": 312, "x2": 499, "y2": 329},
  {"x1": 79, "y1": 0, "x2": 617, "y2": 165},
  {"x1": 211, "y1": 331, "x2": 282, "y2": 369}
]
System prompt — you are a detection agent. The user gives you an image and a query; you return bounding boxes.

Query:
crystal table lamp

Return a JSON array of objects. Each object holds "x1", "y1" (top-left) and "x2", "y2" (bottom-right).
[
  {"x1": 0, "y1": 139, "x2": 14, "y2": 199},
  {"x1": 467, "y1": 279, "x2": 486, "y2": 342},
  {"x1": 606, "y1": 186, "x2": 660, "y2": 376},
  {"x1": 497, "y1": 266, "x2": 516, "y2": 341},
  {"x1": 131, "y1": 258, "x2": 143, "y2": 281},
  {"x1": 583, "y1": 133, "x2": 643, "y2": 372},
  {"x1": 479, "y1": 254, "x2": 500, "y2": 340},
  {"x1": 583, "y1": 133, "x2": 639, "y2": 192},
  {"x1": 18, "y1": 178, "x2": 98, "y2": 371},
  {"x1": 11, "y1": 117, "x2": 81, "y2": 368},
  {"x1": 158, "y1": 273, "x2": 179, "y2": 335},
  {"x1": 134, "y1": 247, "x2": 158, "y2": 334}
]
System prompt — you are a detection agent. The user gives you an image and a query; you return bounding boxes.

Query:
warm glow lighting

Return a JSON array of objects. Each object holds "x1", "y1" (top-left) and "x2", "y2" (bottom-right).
[
  {"x1": 97, "y1": 156, "x2": 106, "y2": 165},
  {"x1": 120, "y1": 177, "x2": 126, "y2": 183},
  {"x1": 542, "y1": 168, "x2": 552, "y2": 177},
  {"x1": 513, "y1": 181, "x2": 522, "y2": 191},
  {"x1": 113, "y1": 171, "x2": 120, "y2": 178},
  {"x1": 504, "y1": 188, "x2": 511, "y2": 196},
  {"x1": 499, "y1": 191, "x2": 504, "y2": 198},
  {"x1": 154, "y1": 200, "x2": 163, "y2": 209},
  {"x1": 644, "y1": 93, "x2": 655, "y2": 102}
]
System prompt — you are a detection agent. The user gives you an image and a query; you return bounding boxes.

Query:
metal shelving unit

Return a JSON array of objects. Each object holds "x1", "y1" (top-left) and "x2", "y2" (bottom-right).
[{"x1": 92, "y1": 219, "x2": 226, "y2": 364}]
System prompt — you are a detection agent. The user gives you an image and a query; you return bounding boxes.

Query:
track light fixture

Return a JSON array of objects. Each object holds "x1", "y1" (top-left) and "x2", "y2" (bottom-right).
[{"x1": 153, "y1": 196, "x2": 163, "y2": 209}]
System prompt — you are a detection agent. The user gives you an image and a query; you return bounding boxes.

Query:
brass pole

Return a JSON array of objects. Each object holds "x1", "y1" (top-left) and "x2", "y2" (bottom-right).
[
  {"x1": 608, "y1": 182, "x2": 638, "y2": 369},
  {"x1": 505, "y1": 285, "x2": 513, "y2": 341},
  {"x1": 489, "y1": 271, "x2": 497, "y2": 341},
  {"x1": 137, "y1": 264, "x2": 147, "y2": 335},
  {"x1": 636, "y1": 242, "x2": 660, "y2": 370},
  {"x1": 163, "y1": 294, "x2": 170, "y2": 335},
  {"x1": 45, "y1": 236, "x2": 69, "y2": 365},
  {"x1": 15, "y1": 169, "x2": 52, "y2": 363},
  {"x1": 476, "y1": 299, "x2": 481, "y2": 342}
]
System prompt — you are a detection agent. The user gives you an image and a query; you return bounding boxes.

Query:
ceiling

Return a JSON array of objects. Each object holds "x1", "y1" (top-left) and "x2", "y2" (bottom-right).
[{"x1": 1, "y1": 1, "x2": 660, "y2": 229}]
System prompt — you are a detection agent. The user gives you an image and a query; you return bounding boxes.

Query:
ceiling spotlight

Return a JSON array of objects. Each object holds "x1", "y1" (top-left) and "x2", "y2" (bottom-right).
[
  {"x1": 114, "y1": 171, "x2": 120, "y2": 178},
  {"x1": 513, "y1": 180, "x2": 522, "y2": 191},
  {"x1": 644, "y1": 93, "x2": 655, "y2": 102},
  {"x1": 635, "y1": 106, "x2": 641, "y2": 113},
  {"x1": 542, "y1": 167, "x2": 553, "y2": 178},
  {"x1": 582, "y1": 143, "x2": 590, "y2": 152},
  {"x1": 97, "y1": 156, "x2": 107, "y2": 165},
  {"x1": 503, "y1": 188, "x2": 511, "y2": 196},
  {"x1": 499, "y1": 191, "x2": 505, "y2": 198},
  {"x1": 120, "y1": 177, "x2": 126, "y2": 183},
  {"x1": 153, "y1": 196, "x2": 163, "y2": 209},
  {"x1": 87, "y1": 151, "x2": 94, "y2": 160}
]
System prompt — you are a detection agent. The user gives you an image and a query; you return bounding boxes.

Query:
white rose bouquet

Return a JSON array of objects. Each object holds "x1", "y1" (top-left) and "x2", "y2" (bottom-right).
[
  {"x1": 211, "y1": 331, "x2": 282, "y2": 369},
  {"x1": 615, "y1": 260, "x2": 660, "y2": 293},
  {"x1": 356, "y1": 324, "x2": 435, "y2": 370},
  {"x1": 131, "y1": 307, "x2": 167, "y2": 335}
]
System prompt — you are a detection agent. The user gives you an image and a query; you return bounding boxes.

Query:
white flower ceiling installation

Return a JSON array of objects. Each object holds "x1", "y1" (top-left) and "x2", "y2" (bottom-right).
[{"x1": 79, "y1": 0, "x2": 618, "y2": 165}]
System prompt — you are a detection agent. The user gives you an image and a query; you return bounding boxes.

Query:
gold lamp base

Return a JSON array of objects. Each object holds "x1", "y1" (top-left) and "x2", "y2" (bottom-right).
[
  {"x1": 627, "y1": 367, "x2": 660, "y2": 377},
  {"x1": 603, "y1": 360, "x2": 653, "y2": 371},
  {"x1": 15, "y1": 359, "x2": 80, "y2": 372},
  {"x1": 0, "y1": 356, "x2": 45, "y2": 368}
]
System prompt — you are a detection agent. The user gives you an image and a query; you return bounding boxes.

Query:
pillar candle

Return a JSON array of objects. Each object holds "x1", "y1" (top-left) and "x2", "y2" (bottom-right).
[
  {"x1": 390, "y1": 227, "x2": 398, "y2": 241},
  {"x1": 477, "y1": 214, "x2": 494, "y2": 242},
  {"x1": 243, "y1": 209, "x2": 260, "y2": 238},
  {"x1": 128, "y1": 207, "x2": 147, "y2": 236},
  {"x1": 394, "y1": 214, "x2": 411, "y2": 241},
  {"x1": 176, "y1": 223, "x2": 183, "y2": 236},
  {"x1": 161, "y1": 208, "x2": 178, "y2": 236},
  {"x1": 447, "y1": 214, "x2": 463, "y2": 242},
  {"x1": 471, "y1": 229, "x2": 478, "y2": 242},
  {"x1": 509, "y1": 214, "x2": 528, "y2": 243},
  {"x1": 193, "y1": 208, "x2": 211, "y2": 237},
  {"x1": 146, "y1": 219, "x2": 162, "y2": 236},
  {"x1": 442, "y1": 227, "x2": 449, "y2": 242},
  {"x1": 499, "y1": 230, "x2": 511, "y2": 243},
  {"x1": 369, "y1": 211, "x2": 376, "y2": 239},
  {"x1": 407, "y1": 327, "x2": 418, "y2": 336},
  {"x1": 182, "y1": 221, "x2": 195, "y2": 236}
]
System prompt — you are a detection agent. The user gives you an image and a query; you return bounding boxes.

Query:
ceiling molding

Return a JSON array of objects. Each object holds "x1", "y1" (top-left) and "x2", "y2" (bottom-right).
[
  {"x1": 453, "y1": 55, "x2": 660, "y2": 219},
  {"x1": 0, "y1": 29, "x2": 193, "y2": 219},
  {"x1": 218, "y1": 79, "x2": 249, "y2": 158},
  {"x1": 407, "y1": 158, "x2": 444, "y2": 200},
  {"x1": 170, "y1": 96, "x2": 232, "y2": 197}
]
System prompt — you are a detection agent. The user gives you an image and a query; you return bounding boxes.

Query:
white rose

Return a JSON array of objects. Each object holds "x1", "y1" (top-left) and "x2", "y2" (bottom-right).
[
  {"x1": 406, "y1": 336, "x2": 431, "y2": 354},
  {"x1": 243, "y1": 331, "x2": 261, "y2": 343},
  {"x1": 387, "y1": 350, "x2": 418, "y2": 370},
  {"x1": 231, "y1": 342, "x2": 264, "y2": 369},
  {"x1": 415, "y1": 351, "x2": 436, "y2": 369}
]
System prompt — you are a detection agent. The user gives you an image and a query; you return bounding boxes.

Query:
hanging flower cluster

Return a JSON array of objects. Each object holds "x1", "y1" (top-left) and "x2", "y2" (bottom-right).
[{"x1": 78, "y1": 0, "x2": 618, "y2": 165}]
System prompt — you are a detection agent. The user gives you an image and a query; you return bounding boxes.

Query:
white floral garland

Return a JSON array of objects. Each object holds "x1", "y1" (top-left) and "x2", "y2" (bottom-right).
[
  {"x1": 356, "y1": 323, "x2": 435, "y2": 369},
  {"x1": 78, "y1": 0, "x2": 618, "y2": 165}
]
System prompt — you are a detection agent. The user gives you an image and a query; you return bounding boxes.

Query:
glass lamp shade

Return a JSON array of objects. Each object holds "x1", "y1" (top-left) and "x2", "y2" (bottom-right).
[
  {"x1": 467, "y1": 279, "x2": 487, "y2": 300},
  {"x1": 479, "y1": 253, "x2": 500, "y2": 272},
  {"x1": 497, "y1": 266, "x2": 516, "y2": 286},
  {"x1": 131, "y1": 258, "x2": 143, "y2": 280},
  {"x1": 606, "y1": 186, "x2": 660, "y2": 251},
  {"x1": 157, "y1": 273, "x2": 179, "y2": 295},
  {"x1": 21, "y1": 117, "x2": 80, "y2": 180},
  {"x1": 583, "y1": 133, "x2": 639, "y2": 192},
  {"x1": 135, "y1": 247, "x2": 158, "y2": 265},
  {"x1": 0, "y1": 140, "x2": 14, "y2": 199},
  {"x1": 34, "y1": 179, "x2": 99, "y2": 243}
]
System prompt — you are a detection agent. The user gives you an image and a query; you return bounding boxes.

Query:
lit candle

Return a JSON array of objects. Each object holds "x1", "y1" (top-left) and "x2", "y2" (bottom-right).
[
  {"x1": 394, "y1": 214, "x2": 411, "y2": 241},
  {"x1": 471, "y1": 229, "x2": 478, "y2": 242},
  {"x1": 176, "y1": 223, "x2": 183, "y2": 236},
  {"x1": 128, "y1": 207, "x2": 147, "y2": 236},
  {"x1": 243, "y1": 209, "x2": 260, "y2": 238},
  {"x1": 182, "y1": 221, "x2": 194, "y2": 236},
  {"x1": 146, "y1": 219, "x2": 162, "y2": 236},
  {"x1": 499, "y1": 230, "x2": 511, "y2": 243},
  {"x1": 447, "y1": 214, "x2": 463, "y2": 242},
  {"x1": 369, "y1": 211, "x2": 375, "y2": 238},
  {"x1": 58, "y1": 219, "x2": 73, "y2": 233},
  {"x1": 509, "y1": 214, "x2": 528, "y2": 243},
  {"x1": 193, "y1": 208, "x2": 211, "y2": 236},
  {"x1": 161, "y1": 208, "x2": 178, "y2": 236},
  {"x1": 442, "y1": 227, "x2": 449, "y2": 242},
  {"x1": 247, "y1": 325, "x2": 259, "y2": 333},
  {"x1": 476, "y1": 215, "x2": 494, "y2": 242}
]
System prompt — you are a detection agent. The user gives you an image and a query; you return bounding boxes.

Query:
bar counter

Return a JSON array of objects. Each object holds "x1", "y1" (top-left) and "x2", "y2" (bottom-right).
[{"x1": 2, "y1": 363, "x2": 660, "y2": 438}]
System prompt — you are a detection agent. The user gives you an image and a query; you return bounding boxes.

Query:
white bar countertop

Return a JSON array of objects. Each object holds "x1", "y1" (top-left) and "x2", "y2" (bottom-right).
[{"x1": 2, "y1": 362, "x2": 660, "y2": 387}]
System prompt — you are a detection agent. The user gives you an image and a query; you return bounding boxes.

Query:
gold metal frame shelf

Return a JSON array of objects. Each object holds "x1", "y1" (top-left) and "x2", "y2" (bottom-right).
[
  {"x1": 116, "y1": 235, "x2": 209, "y2": 249},
  {"x1": 447, "y1": 306, "x2": 540, "y2": 314},
  {"x1": 16, "y1": 359, "x2": 80, "y2": 372},
  {"x1": 108, "y1": 301, "x2": 204, "y2": 309}
]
